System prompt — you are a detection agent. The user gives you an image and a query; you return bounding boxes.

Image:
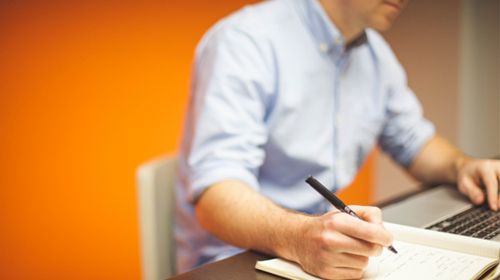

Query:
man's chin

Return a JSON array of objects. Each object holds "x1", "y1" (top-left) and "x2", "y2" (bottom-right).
[{"x1": 369, "y1": 17, "x2": 397, "y2": 32}]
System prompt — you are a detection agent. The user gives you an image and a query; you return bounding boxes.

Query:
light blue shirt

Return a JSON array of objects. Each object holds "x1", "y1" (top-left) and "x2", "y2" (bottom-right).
[{"x1": 175, "y1": 0, "x2": 434, "y2": 273}]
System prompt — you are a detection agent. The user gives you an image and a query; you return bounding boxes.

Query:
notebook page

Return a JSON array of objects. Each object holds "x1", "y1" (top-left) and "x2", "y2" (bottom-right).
[
  {"x1": 384, "y1": 222, "x2": 500, "y2": 258},
  {"x1": 363, "y1": 240, "x2": 497, "y2": 280},
  {"x1": 256, "y1": 241, "x2": 497, "y2": 280}
]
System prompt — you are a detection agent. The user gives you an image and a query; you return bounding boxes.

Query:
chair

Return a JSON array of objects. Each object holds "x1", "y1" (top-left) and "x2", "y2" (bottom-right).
[{"x1": 136, "y1": 156, "x2": 177, "y2": 280}]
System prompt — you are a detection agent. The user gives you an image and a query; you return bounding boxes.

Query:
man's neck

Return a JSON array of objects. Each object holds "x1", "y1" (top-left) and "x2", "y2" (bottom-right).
[{"x1": 319, "y1": 0, "x2": 365, "y2": 45}]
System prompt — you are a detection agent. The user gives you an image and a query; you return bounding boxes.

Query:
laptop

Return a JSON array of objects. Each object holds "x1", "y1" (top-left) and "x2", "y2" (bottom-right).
[{"x1": 381, "y1": 184, "x2": 500, "y2": 242}]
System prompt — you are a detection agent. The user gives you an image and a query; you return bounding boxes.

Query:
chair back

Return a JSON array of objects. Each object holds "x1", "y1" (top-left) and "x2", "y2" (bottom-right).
[{"x1": 136, "y1": 156, "x2": 177, "y2": 279}]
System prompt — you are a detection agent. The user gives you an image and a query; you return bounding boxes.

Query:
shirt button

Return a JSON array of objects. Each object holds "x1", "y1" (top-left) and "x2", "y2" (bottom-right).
[
  {"x1": 319, "y1": 43, "x2": 328, "y2": 53},
  {"x1": 335, "y1": 37, "x2": 343, "y2": 45}
]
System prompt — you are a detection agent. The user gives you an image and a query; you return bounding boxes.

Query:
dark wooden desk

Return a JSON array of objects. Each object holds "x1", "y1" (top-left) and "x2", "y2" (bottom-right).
[
  {"x1": 170, "y1": 185, "x2": 438, "y2": 280},
  {"x1": 171, "y1": 251, "x2": 279, "y2": 280}
]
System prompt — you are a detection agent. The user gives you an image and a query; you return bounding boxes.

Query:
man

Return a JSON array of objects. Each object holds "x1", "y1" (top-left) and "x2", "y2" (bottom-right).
[{"x1": 174, "y1": 0, "x2": 500, "y2": 278}]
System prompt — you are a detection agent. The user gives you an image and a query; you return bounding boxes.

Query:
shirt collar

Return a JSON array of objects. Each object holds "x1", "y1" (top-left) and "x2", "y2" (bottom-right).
[{"x1": 295, "y1": 0, "x2": 368, "y2": 54}]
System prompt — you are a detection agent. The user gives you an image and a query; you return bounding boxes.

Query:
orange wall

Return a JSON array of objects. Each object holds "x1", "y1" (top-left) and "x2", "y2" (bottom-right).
[
  {"x1": 337, "y1": 151, "x2": 375, "y2": 206},
  {"x1": 0, "y1": 1, "x2": 372, "y2": 279}
]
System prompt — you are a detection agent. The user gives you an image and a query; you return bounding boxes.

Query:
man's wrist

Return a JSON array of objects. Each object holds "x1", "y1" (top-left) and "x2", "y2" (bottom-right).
[
  {"x1": 273, "y1": 211, "x2": 311, "y2": 262},
  {"x1": 453, "y1": 154, "x2": 470, "y2": 181}
]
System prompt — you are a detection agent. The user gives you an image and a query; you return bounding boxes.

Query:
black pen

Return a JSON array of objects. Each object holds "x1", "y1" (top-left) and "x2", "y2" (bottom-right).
[{"x1": 305, "y1": 176, "x2": 398, "y2": 254}]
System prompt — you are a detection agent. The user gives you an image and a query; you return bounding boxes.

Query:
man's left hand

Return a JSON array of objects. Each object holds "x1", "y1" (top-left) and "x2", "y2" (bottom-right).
[{"x1": 456, "y1": 158, "x2": 500, "y2": 211}]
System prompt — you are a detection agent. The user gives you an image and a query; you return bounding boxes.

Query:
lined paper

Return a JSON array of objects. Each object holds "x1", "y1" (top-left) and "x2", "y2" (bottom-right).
[{"x1": 363, "y1": 240, "x2": 496, "y2": 280}]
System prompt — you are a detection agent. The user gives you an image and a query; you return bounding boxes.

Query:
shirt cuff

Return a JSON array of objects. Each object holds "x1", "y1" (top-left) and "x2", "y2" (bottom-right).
[{"x1": 394, "y1": 122, "x2": 436, "y2": 167}]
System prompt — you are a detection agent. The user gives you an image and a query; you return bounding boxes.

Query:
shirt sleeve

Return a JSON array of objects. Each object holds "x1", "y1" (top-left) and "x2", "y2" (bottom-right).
[
  {"x1": 179, "y1": 23, "x2": 275, "y2": 203},
  {"x1": 378, "y1": 65, "x2": 435, "y2": 167}
]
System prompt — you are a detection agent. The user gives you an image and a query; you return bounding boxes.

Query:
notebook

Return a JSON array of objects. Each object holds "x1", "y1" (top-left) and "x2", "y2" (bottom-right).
[{"x1": 255, "y1": 223, "x2": 500, "y2": 280}]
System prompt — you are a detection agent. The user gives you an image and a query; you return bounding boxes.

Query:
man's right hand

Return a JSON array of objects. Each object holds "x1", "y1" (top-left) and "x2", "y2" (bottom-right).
[
  {"x1": 195, "y1": 182, "x2": 392, "y2": 279},
  {"x1": 289, "y1": 206, "x2": 393, "y2": 280}
]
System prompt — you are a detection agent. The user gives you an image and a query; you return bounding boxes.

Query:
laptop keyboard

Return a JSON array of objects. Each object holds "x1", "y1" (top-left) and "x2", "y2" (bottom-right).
[{"x1": 425, "y1": 205, "x2": 500, "y2": 240}]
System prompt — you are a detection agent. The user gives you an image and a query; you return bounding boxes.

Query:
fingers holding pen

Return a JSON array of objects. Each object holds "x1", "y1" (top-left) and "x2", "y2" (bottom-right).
[
  {"x1": 327, "y1": 211, "x2": 394, "y2": 248},
  {"x1": 322, "y1": 229, "x2": 384, "y2": 257},
  {"x1": 293, "y1": 210, "x2": 393, "y2": 279},
  {"x1": 298, "y1": 178, "x2": 394, "y2": 279}
]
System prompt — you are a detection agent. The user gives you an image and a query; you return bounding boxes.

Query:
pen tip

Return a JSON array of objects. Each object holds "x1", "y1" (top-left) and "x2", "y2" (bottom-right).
[{"x1": 389, "y1": 246, "x2": 398, "y2": 254}]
